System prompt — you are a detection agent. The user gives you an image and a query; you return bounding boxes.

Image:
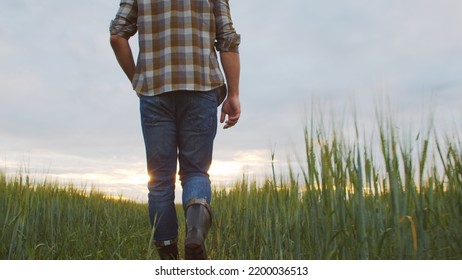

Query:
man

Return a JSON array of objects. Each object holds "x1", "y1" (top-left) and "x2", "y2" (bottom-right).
[{"x1": 109, "y1": 0, "x2": 241, "y2": 260}]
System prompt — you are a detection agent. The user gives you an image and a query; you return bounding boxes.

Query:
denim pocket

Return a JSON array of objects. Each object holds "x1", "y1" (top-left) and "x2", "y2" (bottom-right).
[
  {"x1": 185, "y1": 91, "x2": 217, "y2": 133},
  {"x1": 139, "y1": 94, "x2": 173, "y2": 127}
]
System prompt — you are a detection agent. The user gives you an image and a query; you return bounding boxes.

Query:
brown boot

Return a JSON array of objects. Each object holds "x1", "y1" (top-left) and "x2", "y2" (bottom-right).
[
  {"x1": 155, "y1": 240, "x2": 179, "y2": 260},
  {"x1": 184, "y1": 199, "x2": 212, "y2": 260}
]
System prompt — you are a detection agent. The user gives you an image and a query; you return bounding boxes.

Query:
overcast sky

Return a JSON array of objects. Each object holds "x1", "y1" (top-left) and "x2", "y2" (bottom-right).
[{"x1": 1, "y1": 0, "x2": 461, "y2": 201}]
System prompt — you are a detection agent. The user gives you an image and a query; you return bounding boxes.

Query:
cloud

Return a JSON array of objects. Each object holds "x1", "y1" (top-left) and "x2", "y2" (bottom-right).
[
  {"x1": 233, "y1": 0, "x2": 462, "y2": 93},
  {"x1": 1, "y1": 0, "x2": 461, "y2": 200}
]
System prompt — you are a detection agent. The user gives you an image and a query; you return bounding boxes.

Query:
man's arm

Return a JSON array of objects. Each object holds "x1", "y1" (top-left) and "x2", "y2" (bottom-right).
[
  {"x1": 109, "y1": 0, "x2": 137, "y2": 82},
  {"x1": 214, "y1": 0, "x2": 241, "y2": 129},
  {"x1": 110, "y1": 35, "x2": 135, "y2": 82},
  {"x1": 220, "y1": 51, "x2": 241, "y2": 129}
]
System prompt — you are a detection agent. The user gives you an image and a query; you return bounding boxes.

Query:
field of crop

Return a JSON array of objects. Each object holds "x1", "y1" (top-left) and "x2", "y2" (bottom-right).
[{"x1": 1, "y1": 116, "x2": 461, "y2": 259}]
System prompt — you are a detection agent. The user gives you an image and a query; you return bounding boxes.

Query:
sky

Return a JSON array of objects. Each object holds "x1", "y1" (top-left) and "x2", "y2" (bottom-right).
[{"x1": 1, "y1": 0, "x2": 461, "y2": 202}]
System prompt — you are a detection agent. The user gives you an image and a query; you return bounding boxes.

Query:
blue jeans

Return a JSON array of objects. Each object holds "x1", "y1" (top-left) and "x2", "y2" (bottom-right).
[{"x1": 139, "y1": 90, "x2": 217, "y2": 243}]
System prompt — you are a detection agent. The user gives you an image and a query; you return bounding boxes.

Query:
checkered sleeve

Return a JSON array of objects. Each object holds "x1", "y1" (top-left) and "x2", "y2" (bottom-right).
[
  {"x1": 109, "y1": 0, "x2": 138, "y2": 39},
  {"x1": 214, "y1": 0, "x2": 241, "y2": 53}
]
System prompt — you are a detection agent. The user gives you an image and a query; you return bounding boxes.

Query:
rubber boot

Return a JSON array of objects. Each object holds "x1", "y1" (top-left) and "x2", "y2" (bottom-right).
[
  {"x1": 184, "y1": 199, "x2": 212, "y2": 260},
  {"x1": 155, "y1": 240, "x2": 179, "y2": 260}
]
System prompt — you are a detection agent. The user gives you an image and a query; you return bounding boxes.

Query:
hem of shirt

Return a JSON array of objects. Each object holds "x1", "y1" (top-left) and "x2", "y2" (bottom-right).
[{"x1": 135, "y1": 84, "x2": 227, "y2": 106}]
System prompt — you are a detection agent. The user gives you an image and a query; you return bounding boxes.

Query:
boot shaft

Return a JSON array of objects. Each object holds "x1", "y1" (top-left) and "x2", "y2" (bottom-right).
[{"x1": 184, "y1": 198, "x2": 212, "y2": 260}]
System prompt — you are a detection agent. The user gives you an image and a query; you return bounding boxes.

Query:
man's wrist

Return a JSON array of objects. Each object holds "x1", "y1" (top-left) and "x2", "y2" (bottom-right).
[{"x1": 227, "y1": 90, "x2": 239, "y2": 98}]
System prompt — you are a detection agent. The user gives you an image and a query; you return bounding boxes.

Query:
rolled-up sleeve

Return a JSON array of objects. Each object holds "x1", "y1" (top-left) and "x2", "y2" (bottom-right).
[
  {"x1": 214, "y1": 0, "x2": 241, "y2": 53},
  {"x1": 109, "y1": 0, "x2": 138, "y2": 39}
]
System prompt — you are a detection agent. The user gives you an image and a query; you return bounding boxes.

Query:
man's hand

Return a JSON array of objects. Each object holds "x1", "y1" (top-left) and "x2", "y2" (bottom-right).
[{"x1": 220, "y1": 95, "x2": 240, "y2": 129}]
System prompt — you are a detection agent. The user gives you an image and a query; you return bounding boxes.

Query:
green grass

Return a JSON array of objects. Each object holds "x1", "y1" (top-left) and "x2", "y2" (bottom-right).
[
  {"x1": 1, "y1": 115, "x2": 461, "y2": 259},
  {"x1": 0, "y1": 175, "x2": 157, "y2": 259}
]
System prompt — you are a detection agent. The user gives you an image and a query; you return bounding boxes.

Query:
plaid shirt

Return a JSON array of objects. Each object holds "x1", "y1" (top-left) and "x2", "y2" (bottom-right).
[{"x1": 110, "y1": 0, "x2": 241, "y2": 97}]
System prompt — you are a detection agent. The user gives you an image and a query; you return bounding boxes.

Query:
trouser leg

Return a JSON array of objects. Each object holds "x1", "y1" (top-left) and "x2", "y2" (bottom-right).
[
  {"x1": 140, "y1": 94, "x2": 178, "y2": 246},
  {"x1": 176, "y1": 90, "x2": 217, "y2": 205}
]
